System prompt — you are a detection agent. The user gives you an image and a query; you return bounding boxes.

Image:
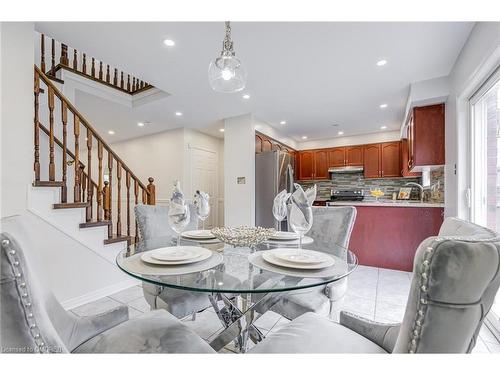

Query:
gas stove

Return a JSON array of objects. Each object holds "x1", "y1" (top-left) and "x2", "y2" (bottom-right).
[{"x1": 329, "y1": 189, "x2": 364, "y2": 201}]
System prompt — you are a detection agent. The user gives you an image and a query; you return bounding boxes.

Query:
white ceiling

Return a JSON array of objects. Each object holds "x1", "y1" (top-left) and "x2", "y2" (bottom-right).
[{"x1": 35, "y1": 22, "x2": 474, "y2": 143}]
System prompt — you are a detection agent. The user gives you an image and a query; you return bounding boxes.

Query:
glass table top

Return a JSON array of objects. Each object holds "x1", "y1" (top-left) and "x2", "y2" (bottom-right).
[{"x1": 116, "y1": 235, "x2": 358, "y2": 294}]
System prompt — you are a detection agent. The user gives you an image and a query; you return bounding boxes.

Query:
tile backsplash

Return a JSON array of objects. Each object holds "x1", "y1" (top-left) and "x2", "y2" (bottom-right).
[{"x1": 298, "y1": 166, "x2": 445, "y2": 203}]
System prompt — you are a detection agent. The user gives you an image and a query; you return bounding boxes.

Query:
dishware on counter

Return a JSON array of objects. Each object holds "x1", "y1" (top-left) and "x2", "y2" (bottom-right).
[
  {"x1": 289, "y1": 183, "x2": 316, "y2": 250},
  {"x1": 369, "y1": 187, "x2": 385, "y2": 201},
  {"x1": 193, "y1": 190, "x2": 210, "y2": 230},
  {"x1": 261, "y1": 248, "x2": 335, "y2": 270},
  {"x1": 211, "y1": 226, "x2": 276, "y2": 248},
  {"x1": 141, "y1": 246, "x2": 212, "y2": 266},
  {"x1": 168, "y1": 181, "x2": 191, "y2": 246}
]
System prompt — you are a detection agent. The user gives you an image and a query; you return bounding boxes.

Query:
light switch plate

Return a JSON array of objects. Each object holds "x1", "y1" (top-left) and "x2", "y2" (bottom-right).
[{"x1": 237, "y1": 177, "x2": 246, "y2": 184}]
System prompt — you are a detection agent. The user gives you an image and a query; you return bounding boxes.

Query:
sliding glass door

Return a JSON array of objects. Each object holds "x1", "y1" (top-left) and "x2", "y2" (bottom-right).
[{"x1": 469, "y1": 68, "x2": 500, "y2": 336}]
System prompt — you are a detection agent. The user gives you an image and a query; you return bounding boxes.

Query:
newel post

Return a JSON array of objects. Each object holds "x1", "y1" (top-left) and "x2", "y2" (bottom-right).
[{"x1": 147, "y1": 177, "x2": 156, "y2": 205}]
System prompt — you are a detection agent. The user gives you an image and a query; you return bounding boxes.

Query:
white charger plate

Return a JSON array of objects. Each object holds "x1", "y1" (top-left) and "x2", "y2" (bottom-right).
[
  {"x1": 273, "y1": 248, "x2": 330, "y2": 264},
  {"x1": 181, "y1": 230, "x2": 216, "y2": 240},
  {"x1": 268, "y1": 231, "x2": 300, "y2": 240},
  {"x1": 262, "y1": 249, "x2": 335, "y2": 270},
  {"x1": 141, "y1": 247, "x2": 212, "y2": 266},
  {"x1": 150, "y1": 246, "x2": 208, "y2": 261}
]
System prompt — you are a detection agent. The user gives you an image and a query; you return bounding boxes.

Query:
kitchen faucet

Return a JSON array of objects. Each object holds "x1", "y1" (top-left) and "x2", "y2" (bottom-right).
[{"x1": 405, "y1": 182, "x2": 424, "y2": 203}]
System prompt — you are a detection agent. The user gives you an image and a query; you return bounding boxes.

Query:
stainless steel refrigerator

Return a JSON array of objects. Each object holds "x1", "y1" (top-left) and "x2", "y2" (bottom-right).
[{"x1": 255, "y1": 150, "x2": 295, "y2": 230}]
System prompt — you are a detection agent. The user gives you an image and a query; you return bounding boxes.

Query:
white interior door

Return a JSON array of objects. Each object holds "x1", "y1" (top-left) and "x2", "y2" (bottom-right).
[{"x1": 190, "y1": 147, "x2": 218, "y2": 229}]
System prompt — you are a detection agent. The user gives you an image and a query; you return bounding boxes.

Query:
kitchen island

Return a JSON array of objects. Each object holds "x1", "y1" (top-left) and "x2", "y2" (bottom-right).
[{"x1": 324, "y1": 201, "x2": 444, "y2": 271}]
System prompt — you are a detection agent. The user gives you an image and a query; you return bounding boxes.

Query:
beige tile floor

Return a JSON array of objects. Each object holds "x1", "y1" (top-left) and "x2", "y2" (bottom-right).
[{"x1": 70, "y1": 265, "x2": 500, "y2": 353}]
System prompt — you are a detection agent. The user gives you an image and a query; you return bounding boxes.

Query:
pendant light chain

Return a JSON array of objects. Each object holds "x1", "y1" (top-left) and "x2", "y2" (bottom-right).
[{"x1": 222, "y1": 21, "x2": 235, "y2": 57}]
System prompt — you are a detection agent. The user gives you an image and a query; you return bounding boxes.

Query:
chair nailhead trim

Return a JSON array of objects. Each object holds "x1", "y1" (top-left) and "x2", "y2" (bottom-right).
[{"x1": 2, "y1": 236, "x2": 49, "y2": 353}]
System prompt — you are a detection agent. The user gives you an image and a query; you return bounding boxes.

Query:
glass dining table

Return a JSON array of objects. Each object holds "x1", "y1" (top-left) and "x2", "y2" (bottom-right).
[{"x1": 116, "y1": 235, "x2": 358, "y2": 353}]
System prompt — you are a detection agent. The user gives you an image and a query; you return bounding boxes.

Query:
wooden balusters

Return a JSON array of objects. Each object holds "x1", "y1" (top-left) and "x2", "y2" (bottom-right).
[
  {"x1": 91, "y1": 58, "x2": 96, "y2": 77},
  {"x1": 74, "y1": 115, "x2": 81, "y2": 202},
  {"x1": 73, "y1": 49, "x2": 78, "y2": 70},
  {"x1": 48, "y1": 86, "x2": 55, "y2": 181},
  {"x1": 40, "y1": 34, "x2": 46, "y2": 72},
  {"x1": 126, "y1": 171, "x2": 131, "y2": 237},
  {"x1": 82, "y1": 54, "x2": 87, "y2": 74},
  {"x1": 61, "y1": 102, "x2": 68, "y2": 203},
  {"x1": 106, "y1": 65, "x2": 110, "y2": 83},
  {"x1": 97, "y1": 141, "x2": 103, "y2": 221},
  {"x1": 99, "y1": 61, "x2": 103, "y2": 80},
  {"x1": 103, "y1": 180, "x2": 110, "y2": 221},
  {"x1": 116, "y1": 163, "x2": 122, "y2": 236},
  {"x1": 120, "y1": 72, "x2": 124, "y2": 89},
  {"x1": 113, "y1": 68, "x2": 118, "y2": 86},
  {"x1": 107, "y1": 152, "x2": 113, "y2": 238},
  {"x1": 81, "y1": 166, "x2": 87, "y2": 202},
  {"x1": 132, "y1": 77, "x2": 136, "y2": 91},
  {"x1": 86, "y1": 129, "x2": 93, "y2": 222},
  {"x1": 147, "y1": 177, "x2": 156, "y2": 205},
  {"x1": 60, "y1": 43, "x2": 69, "y2": 66},
  {"x1": 51, "y1": 38, "x2": 55, "y2": 75},
  {"x1": 127, "y1": 75, "x2": 131, "y2": 92},
  {"x1": 34, "y1": 71, "x2": 40, "y2": 182},
  {"x1": 134, "y1": 179, "x2": 139, "y2": 243}
]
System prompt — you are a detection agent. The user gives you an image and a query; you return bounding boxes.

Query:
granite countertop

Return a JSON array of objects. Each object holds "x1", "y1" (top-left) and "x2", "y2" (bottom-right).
[{"x1": 325, "y1": 200, "x2": 444, "y2": 208}]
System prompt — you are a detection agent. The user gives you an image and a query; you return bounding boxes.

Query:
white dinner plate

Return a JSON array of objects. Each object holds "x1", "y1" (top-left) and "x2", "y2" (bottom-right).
[
  {"x1": 262, "y1": 250, "x2": 335, "y2": 270},
  {"x1": 150, "y1": 246, "x2": 208, "y2": 261},
  {"x1": 141, "y1": 248, "x2": 212, "y2": 266},
  {"x1": 181, "y1": 230, "x2": 216, "y2": 240},
  {"x1": 268, "y1": 231, "x2": 300, "y2": 240},
  {"x1": 273, "y1": 248, "x2": 330, "y2": 264}
]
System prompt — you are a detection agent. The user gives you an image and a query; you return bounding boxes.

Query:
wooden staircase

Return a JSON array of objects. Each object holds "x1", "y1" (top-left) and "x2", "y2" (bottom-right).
[{"x1": 33, "y1": 63, "x2": 156, "y2": 246}]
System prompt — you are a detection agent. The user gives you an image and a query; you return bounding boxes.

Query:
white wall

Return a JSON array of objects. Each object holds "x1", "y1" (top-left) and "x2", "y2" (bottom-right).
[
  {"x1": 445, "y1": 22, "x2": 500, "y2": 218},
  {"x1": 297, "y1": 130, "x2": 401, "y2": 150},
  {"x1": 1, "y1": 22, "x2": 34, "y2": 217},
  {"x1": 224, "y1": 114, "x2": 255, "y2": 226}
]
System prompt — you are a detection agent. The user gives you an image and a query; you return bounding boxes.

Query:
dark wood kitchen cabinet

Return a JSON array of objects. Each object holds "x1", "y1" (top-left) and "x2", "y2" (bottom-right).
[
  {"x1": 328, "y1": 148, "x2": 345, "y2": 167},
  {"x1": 314, "y1": 149, "x2": 329, "y2": 179},
  {"x1": 298, "y1": 149, "x2": 329, "y2": 180},
  {"x1": 407, "y1": 103, "x2": 445, "y2": 171},
  {"x1": 401, "y1": 138, "x2": 421, "y2": 177},
  {"x1": 363, "y1": 141, "x2": 401, "y2": 178},
  {"x1": 345, "y1": 146, "x2": 364, "y2": 165},
  {"x1": 298, "y1": 150, "x2": 315, "y2": 180}
]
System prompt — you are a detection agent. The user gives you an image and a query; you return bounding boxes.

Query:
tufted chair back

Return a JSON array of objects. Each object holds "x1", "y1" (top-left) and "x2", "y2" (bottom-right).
[
  {"x1": 1, "y1": 216, "x2": 77, "y2": 353},
  {"x1": 134, "y1": 203, "x2": 199, "y2": 241},
  {"x1": 393, "y1": 217, "x2": 500, "y2": 353},
  {"x1": 306, "y1": 206, "x2": 357, "y2": 256}
]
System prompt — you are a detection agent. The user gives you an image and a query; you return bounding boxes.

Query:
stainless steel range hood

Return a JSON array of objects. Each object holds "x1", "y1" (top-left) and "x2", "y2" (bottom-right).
[{"x1": 328, "y1": 166, "x2": 364, "y2": 174}]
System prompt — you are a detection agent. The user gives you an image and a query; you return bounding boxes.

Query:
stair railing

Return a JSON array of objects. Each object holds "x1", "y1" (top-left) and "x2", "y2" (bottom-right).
[
  {"x1": 39, "y1": 33, "x2": 153, "y2": 95},
  {"x1": 34, "y1": 65, "x2": 155, "y2": 244}
]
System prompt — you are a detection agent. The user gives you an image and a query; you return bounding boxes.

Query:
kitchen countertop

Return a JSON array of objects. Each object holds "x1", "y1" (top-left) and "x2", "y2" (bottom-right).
[{"x1": 324, "y1": 200, "x2": 444, "y2": 208}]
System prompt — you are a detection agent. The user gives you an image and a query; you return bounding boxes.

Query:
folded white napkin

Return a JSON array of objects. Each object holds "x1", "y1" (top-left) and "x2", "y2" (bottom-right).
[
  {"x1": 273, "y1": 189, "x2": 291, "y2": 221},
  {"x1": 291, "y1": 183, "x2": 317, "y2": 208},
  {"x1": 194, "y1": 190, "x2": 210, "y2": 218}
]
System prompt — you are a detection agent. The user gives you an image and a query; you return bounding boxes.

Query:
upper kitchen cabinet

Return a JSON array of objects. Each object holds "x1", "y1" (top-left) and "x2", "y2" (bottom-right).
[
  {"x1": 401, "y1": 138, "x2": 421, "y2": 177},
  {"x1": 327, "y1": 146, "x2": 363, "y2": 167},
  {"x1": 407, "y1": 103, "x2": 445, "y2": 171},
  {"x1": 297, "y1": 149, "x2": 329, "y2": 180},
  {"x1": 363, "y1": 141, "x2": 401, "y2": 178},
  {"x1": 328, "y1": 147, "x2": 345, "y2": 167}
]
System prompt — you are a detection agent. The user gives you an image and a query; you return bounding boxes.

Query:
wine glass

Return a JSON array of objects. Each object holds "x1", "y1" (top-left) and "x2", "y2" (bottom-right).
[
  {"x1": 289, "y1": 203, "x2": 313, "y2": 250},
  {"x1": 194, "y1": 191, "x2": 210, "y2": 230},
  {"x1": 168, "y1": 201, "x2": 191, "y2": 246}
]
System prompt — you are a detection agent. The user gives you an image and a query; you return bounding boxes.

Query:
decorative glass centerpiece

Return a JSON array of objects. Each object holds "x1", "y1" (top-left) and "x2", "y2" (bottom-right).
[
  {"x1": 370, "y1": 187, "x2": 385, "y2": 201},
  {"x1": 211, "y1": 226, "x2": 276, "y2": 248}
]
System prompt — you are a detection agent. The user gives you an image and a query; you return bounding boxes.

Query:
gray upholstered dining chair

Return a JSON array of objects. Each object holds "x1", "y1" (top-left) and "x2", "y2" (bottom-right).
[
  {"x1": 0, "y1": 215, "x2": 215, "y2": 353},
  {"x1": 262, "y1": 206, "x2": 356, "y2": 320},
  {"x1": 250, "y1": 217, "x2": 500, "y2": 353},
  {"x1": 134, "y1": 204, "x2": 212, "y2": 319}
]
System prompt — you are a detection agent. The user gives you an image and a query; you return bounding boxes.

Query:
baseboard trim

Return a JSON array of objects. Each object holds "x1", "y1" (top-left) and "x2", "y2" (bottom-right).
[{"x1": 61, "y1": 279, "x2": 140, "y2": 310}]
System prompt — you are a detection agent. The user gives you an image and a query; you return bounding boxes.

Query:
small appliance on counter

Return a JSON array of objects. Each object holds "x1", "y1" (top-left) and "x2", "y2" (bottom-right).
[{"x1": 328, "y1": 189, "x2": 364, "y2": 202}]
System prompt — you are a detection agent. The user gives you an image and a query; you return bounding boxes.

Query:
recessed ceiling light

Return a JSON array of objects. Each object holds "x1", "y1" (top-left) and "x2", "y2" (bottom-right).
[
  {"x1": 338, "y1": 131, "x2": 344, "y2": 135},
  {"x1": 163, "y1": 39, "x2": 175, "y2": 47},
  {"x1": 219, "y1": 128, "x2": 225, "y2": 132},
  {"x1": 280, "y1": 121, "x2": 287, "y2": 125},
  {"x1": 137, "y1": 122, "x2": 145, "y2": 127},
  {"x1": 376, "y1": 59, "x2": 387, "y2": 66},
  {"x1": 175, "y1": 112, "x2": 182, "y2": 116},
  {"x1": 301, "y1": 136, "x2": 308, "y2": 140},
  {"x1": 379, "y1": 103, "x2": 388, "y2": 109},
  {"x1": 380, "y1": 126, "x2": 387, "y2": 130},
  {"x1": 242, "y1": 94, "x2": 250, "y2": 99},
  {"x1": 108, "y1": 130, "x2": 115, "y2": 135}
]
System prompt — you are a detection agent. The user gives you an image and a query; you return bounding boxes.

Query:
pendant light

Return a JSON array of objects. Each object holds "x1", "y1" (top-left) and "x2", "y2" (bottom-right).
[{"x1": 208, "y1": 21, "x2": 247, "y2": 93}]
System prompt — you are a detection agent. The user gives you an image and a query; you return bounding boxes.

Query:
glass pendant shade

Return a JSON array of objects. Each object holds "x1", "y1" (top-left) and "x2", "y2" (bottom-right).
[{"x1": 208, "y1": 21, "x2": 247, "y2": 93}]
